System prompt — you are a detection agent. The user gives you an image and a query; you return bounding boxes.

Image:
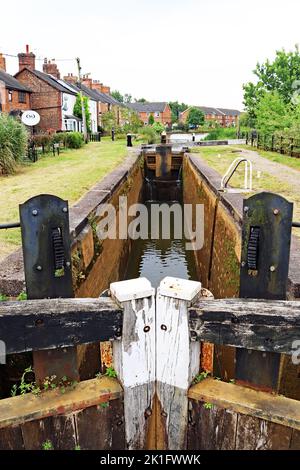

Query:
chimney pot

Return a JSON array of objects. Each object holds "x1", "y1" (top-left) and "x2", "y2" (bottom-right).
[{"x1": 26, "y1": 45, "x2": 29, "y2": 53}]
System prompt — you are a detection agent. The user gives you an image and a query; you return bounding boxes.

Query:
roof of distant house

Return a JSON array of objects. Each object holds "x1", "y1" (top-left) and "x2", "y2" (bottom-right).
[
  {"x1": 127, "y1": 102, "x2": 168, "y2": 113},
  {"x1": 64, "y1": 80, "x2": 122, "y2": 106},
  {"x1": 0, "y1": 69, "x2": 32, "y2": 92},
  {"x1": 182, "y1": 106, "x2": 241, "y2": 116}
]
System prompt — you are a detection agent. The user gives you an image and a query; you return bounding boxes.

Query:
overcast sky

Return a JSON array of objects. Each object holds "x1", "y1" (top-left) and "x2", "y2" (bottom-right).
[{"x1": 1, "y1": 0, "x2": 300, "y2": 110}]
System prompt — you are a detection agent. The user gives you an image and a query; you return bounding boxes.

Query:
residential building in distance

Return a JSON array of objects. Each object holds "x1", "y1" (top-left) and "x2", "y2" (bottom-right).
[
  {"x1": 0, "y1": 53, "x2": 31, "y2": 115},
  {"x1": 127, "y1": 102, "x2": 172, "y2": 126},
  {"x1": 179, "y1": 106, "x2": 241, "y2": 127},
  {"x1": 15, "y1": 47, "x2": 80, "y2": 133}
]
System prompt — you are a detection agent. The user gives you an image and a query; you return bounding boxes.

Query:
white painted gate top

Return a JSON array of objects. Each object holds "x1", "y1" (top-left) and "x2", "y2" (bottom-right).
[
  {"x1": 110, "y1": 277, "x2": 155, "y2": 302},
  {"x1": 159, "y1": 277, "x2": 201, "y2": 301}
]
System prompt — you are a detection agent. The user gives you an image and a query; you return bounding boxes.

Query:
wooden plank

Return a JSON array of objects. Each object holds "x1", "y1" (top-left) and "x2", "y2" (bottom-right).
[
  {"x1": 21, "y1": 414, "x2": 76, "y2": 450},
  {"x1": 156, "y1": 277, "x2": 202, "y2": 450},
  {"x1": 189, "y1": 298, "x2": 300, "y2": 354},
  {"x1": 0, "y1": 298, "x2": 123, "y2": 354},
  {"x1": 0, "y1": 425, "x2": 24, "y2": 450},
  {"x1": 188, "y1": 399, "x2": 237, "y2": 450},
  {"x1": 188, "y1": 378, "x2": 300, "y2": 431},
  {"x1": 0, "y1": 376, "x2": 122, "y2": 429},
  {"x1": 290, "y1": 429, "x2": 300, "y2": 449},
  {"x1": 235, "y1": 414, "x2": 292, "y2": 450},
  {"x1": 76, "y1": 398, "x2": 125, "y2": 450},
  {"x1": 111, "y1": 278, "x2": 156, "y2": 450}
]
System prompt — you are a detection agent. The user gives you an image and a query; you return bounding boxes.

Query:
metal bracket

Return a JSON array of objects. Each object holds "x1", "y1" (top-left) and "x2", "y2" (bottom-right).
[{"x1": 19, "y1": 194, "x2": 73, "y2": 299}]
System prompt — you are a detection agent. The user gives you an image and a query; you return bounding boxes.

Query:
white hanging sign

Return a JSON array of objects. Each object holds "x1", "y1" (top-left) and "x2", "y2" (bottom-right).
[{"x1": 21, "y1": 110, "x2": 40, "y2": 126}]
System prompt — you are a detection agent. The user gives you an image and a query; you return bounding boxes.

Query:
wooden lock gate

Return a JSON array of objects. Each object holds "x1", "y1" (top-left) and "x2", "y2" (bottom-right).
[{"x1": 0, "y1": 193, "x2": 300, "y2": 450}]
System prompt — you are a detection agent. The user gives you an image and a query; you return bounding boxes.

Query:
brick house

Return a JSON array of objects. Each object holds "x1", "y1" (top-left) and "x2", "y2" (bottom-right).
[
  {"x1": 127, "y1": 102, "x2": 172, "y2": 126},
  {"x1": 14, "y1": 46, "x2": 79, "y2": 133},
  {"x1": 180, "y1": 106, "x2": 240, "y2": 127},
  {"x1": 0, "y1": 53, "x2": 31, "y2": 115}
]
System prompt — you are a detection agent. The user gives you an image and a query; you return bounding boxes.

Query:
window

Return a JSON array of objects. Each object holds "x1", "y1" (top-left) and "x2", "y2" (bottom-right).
[
  {"x1": 155, "y1": 112, "x2": 160, "y2": 117},
  {"x1": 18, "y1": 91, "x2": 26, "y2": 103},
  {"x1": 8, "y1": 91, "x2": 12, "y2": 102}
]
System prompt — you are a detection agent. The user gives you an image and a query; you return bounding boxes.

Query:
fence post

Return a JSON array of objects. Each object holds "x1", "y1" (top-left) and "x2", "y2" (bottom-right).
[
  {"x1": 110, "y1": 278, "x2": 156, "y2": 450},
  {"x1": 156, "y1": 277, "x2": 202, "y2": 450},
  {"x1": 271, "y1": 135, "x2": 274, "y2": 152},
  {"x1": 237, "y1": 192, "x2": 293, "y2": 392},
  {"x1": 19, "y1": 195, "x2": 80, "y2": 384}
]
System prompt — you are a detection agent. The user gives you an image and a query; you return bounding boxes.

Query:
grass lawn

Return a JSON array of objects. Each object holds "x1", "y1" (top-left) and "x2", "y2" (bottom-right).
[
  {"x1": 0, "y1": 138, "x2": 128, "y2": 261},
  {"x1": 191, "y1": 146, "x2": 300, "y2": 238}
]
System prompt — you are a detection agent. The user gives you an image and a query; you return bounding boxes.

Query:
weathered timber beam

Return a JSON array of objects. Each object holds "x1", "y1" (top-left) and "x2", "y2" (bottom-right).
[
  {"x1": 189, "y1": 299, "x2": 300, "y2": 354},
  {"x1": 0, "y1": 297, "x2": 123, "y2": 354}
]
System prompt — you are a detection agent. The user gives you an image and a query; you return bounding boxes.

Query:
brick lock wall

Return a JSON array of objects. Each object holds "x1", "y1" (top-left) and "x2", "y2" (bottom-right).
[{"x1": 16, "y1": 69, "x2": 62, "y2": 132}]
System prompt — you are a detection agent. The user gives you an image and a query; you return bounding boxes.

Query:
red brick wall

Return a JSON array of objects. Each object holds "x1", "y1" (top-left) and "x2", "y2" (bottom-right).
[
  {"x1": 138, "y1": 105, "x2": 172, "y2": 126},
  {"x1": 16, "y1": 69, "x2": 62, "y2": 132},
  {"x1": 1, "y1": 89, "x2": 30, "y2": 113}
]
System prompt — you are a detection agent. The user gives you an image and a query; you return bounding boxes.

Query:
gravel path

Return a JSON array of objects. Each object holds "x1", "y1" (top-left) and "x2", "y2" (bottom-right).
[{"x1": 238, "y1": 148, "x2": 300, "y2": 190}]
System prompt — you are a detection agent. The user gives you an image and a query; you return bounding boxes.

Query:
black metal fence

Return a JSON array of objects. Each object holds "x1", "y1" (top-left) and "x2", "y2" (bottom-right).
[{"x1": 246, "y1": 133, "x2": 300, "y2": 158}]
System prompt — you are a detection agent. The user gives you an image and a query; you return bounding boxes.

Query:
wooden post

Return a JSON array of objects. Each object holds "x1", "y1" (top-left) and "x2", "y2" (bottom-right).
[
  {"x1": 156, "y1": 277, "x2": 202, "y2": 450},
  {"x1": 110, "y1": 277, "x2": 156, "y2": 450}
]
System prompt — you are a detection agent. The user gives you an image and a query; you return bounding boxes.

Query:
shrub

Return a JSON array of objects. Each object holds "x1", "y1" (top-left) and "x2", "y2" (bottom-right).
[
  {"x1": 152, "y1": 122, "x2": 165, "y2": 134},
  {"x1": 139, "y1": 126, "x2": 157, "y2": 144},
  {"x1": 0, "y1": 114, "x2": 28, "y2": 175},
  {"x1": 63, "y1": 132, "x2": 84, "y2": 149},
  {"x1": 204, "y1": 127, "x2": 237, "y2": 141},
  {"x1": 32, "y1": 134, "x2": 52, "y2": 149}
]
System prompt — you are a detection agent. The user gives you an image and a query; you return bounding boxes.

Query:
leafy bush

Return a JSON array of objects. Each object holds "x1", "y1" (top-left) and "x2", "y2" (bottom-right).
[
  {"x1": 204, "y1": 127, "x2": 237, "y2": 141},
  {"x1": 138, "y1": 126, "x2": 158, "y2": 144},
  {"x1": 0, "y1": 114, "x2": 28, "y2": 175},
  {"x1": 152, "y1": 122, "x2": 165, "y2": 134},
  {"x1": 63, "y1": 132, "x2": 84, "y2": 149}
]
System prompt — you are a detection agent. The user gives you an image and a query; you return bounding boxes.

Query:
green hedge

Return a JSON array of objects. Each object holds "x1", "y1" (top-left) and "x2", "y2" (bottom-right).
[{"x1": 0, "y1": 114, "x2": 28, "y2": 175}]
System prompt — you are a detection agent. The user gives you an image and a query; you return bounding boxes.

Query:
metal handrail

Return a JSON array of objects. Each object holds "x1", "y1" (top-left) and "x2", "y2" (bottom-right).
[{"x1": 220, "y1": 157, "x2": 253, "y2": 192}]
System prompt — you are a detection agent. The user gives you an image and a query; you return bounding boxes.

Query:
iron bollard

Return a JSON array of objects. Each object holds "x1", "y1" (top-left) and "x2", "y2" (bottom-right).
[
  {"x1": 192, "y1": 133, "x2": 195, "y2": 142},
  {"x1": 161, "y1": 131, "x2": 167, "y2": 144},
  {"x1": 111, "y1": 127, "x2": 115, "y2": 141},
  {"x1": 127, "y1": 133, "x2": 132, "y2": 147}
]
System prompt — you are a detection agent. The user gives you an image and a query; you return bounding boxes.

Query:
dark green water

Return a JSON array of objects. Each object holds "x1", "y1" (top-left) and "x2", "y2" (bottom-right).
[{"x1": 124, "y1": 197, "x2": 198, "y2": 289}]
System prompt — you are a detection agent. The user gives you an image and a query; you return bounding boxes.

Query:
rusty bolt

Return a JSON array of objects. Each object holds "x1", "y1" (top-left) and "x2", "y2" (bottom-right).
[
  {"x1": 241, "y1": 261, "x2": 246, "y2": 267},
  {"x1": 270, "y1": 265, "x2": 276, "y2": 272},
  {"x1": 144, "y1": 408, "x2": 152, "y2": 418},
  {"x1": 161, "y1": 324, "x2": 167, "y2": 331},
  {"x1": 35, "y1": 318, "x2": 44, "y2": 326},
  {"x1": 143, "y1": 325, "x2": 150, "y2": 333},
  {"x1": 273, "y1": 208, "x2": 280, "y2": 215},
  {"x1": 36, "y1": 265, "x2": 42, "y2": 271},
  {"x1": 161, "y1": 411, "x2": 168, "y2": 418},
  {"x1": 62, "y1": 207, "x2": 68, "y2": 213},
  {"x1": 32, "y1": 209, "x2": 38, "y2": 216}
]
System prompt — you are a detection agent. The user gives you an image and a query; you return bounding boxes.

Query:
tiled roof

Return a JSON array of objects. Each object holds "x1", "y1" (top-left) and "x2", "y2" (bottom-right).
[
  {"x1": 217, "y1": 108, "x2": 241, "y2": 116},
  {"x1": 127, "y1": 102, "x2": 168, "y2": 113},
  {"x1": 15, "y1": 69, "x2": 77, "y2": 94},
  {"x1": 64, "y1": 80, "x2": 122, "y2": 106},
  {"x1": 183, "y1": 106, "x2": 241, "y2": 117},
  {"x1": 0, "y1": 70, "x2": 32, "y2": 92}
]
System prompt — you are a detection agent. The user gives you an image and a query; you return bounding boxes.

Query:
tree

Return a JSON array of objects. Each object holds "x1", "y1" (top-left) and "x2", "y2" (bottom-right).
[
  {"x1": 148, "y1": 114, "x2": 155, "y2": 125},
  {"x1": 152, "y1": 122, "x2": 165, "y2": 133},
  {"x1": 255, "y1": 91, "x2": 292, "y2": 134},
  {"x1": 243, "y1": 45, "x2": 300, "y2": 125},
  {"x1": 73, "y1": 94, "x2": 91, "y2": 133},
  {"x1": 169, "y1": 101, "x2": 189, "y2": 123},
  {"x1": 111, "y1": 90, "x2": 124, "y2": 103},
  {"x1": 135, "y1": 98, "x2": 148, "y2": 103},
  {"x1": 187, "y1": 107, "x2": 205, "y2": 127},
  {"x1": 101, "y1": 111, "x2": 117, "y2": 131},
  {"x1": 120, "y1": 107, "x2": 143, "y2": 133}
]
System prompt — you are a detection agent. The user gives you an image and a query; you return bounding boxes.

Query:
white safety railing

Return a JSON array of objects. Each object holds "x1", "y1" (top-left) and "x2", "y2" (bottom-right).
[{"x1": 220, "y1": 157, "x2": 253, "y2": 192}]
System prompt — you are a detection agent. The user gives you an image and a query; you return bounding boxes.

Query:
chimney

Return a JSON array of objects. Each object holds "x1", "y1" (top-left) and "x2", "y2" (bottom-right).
[
  {"x1": 63, "y1": 73, "x2": 78, "y2": 84},
  {"x1": 82, "y1": 74, "x2": 92, "y2": 89},
  {"x1": 18, "y1": 45, "x2": 36, "y2": 71},
  {"x1": 101, "y1": 85, "x2": 110, "y2": 95},
  {"x1": 43, "y1": 58, "x2": 60, "y2": 79},
  {"x1": 0, "y1": 53, "x2": 6, "y2": 71}
]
